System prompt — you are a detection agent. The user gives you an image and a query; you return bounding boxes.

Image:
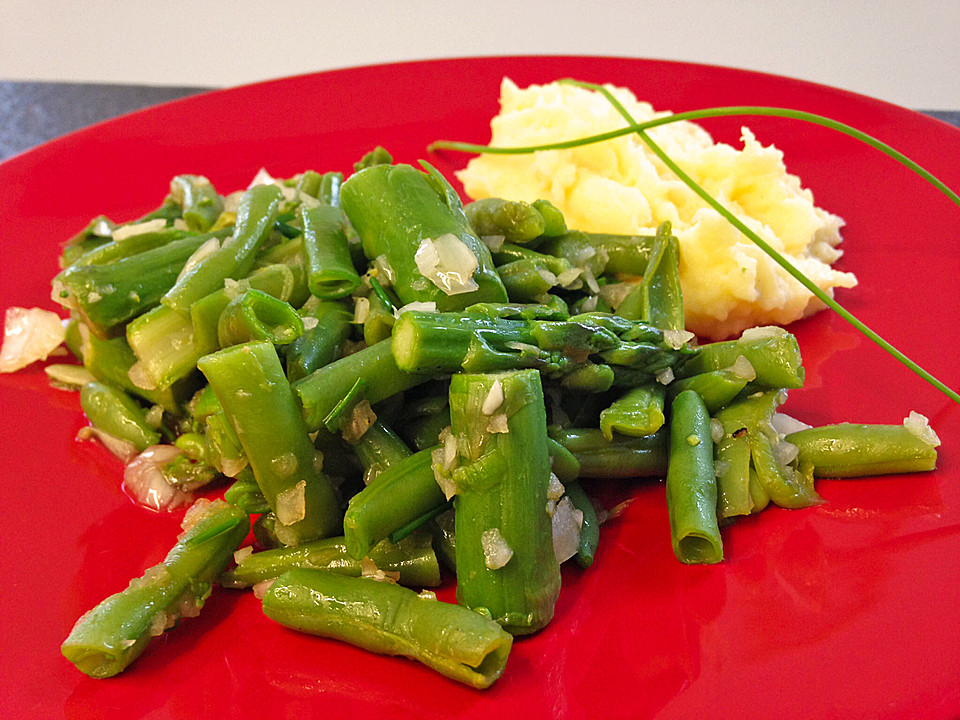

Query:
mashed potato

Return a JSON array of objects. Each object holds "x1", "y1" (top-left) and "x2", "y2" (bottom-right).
[{"x1": 457, "y1": 79, "x2": 857, "y2": 339}]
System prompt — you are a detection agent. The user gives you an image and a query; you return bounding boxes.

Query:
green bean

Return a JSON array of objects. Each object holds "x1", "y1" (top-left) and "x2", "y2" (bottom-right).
[
  {"x1": 80, "y1": 328, "x2": 180, "y2": 411},
  {"x1": 262, "y1": 569, "x2": 512, "y2": 689},
  {"x1": 538, "y1": 230, "x2": 656, "y2": 277},
  {"x1": 284, "y1": 298, "x2": 352, "y2": 383},
  {"x1": 300, "y1": 204, "x2": 362, "y2": 299},
  {"x1": 79, "y1": 381, "x2": 160, "y2": 452},
  {"x1": 492, "y1": 242, "x2": 573, "y2": 276},
  {"x1": 715, "y1": 433, "x2": 753, "y2": 519},
  {"x1": 496, "y1": 258, "x2": 558, "y2": 302},
  {"x1": 531, "y1": 199, "x2": 567, "y2": 237},
  {"x1": 59, "y1": 215, "x2": 116, "y2": 267},
  {"x1": 678, "y1": 328, "x2": 804, "y2": 389},
  {"x1": 361, "y1": 289, "x2": 396, "y2": 346},
  {"x1": 54, "y1": 232, "x2": 214, "y2": 335},
  {"x1": 464, "y1": 197, "x2": 546, "y2": 244},
  {"x1": 350, "y1": 419, "x2": 413, "y2": 482},
  {"x1": 294, "y1": 339, "x2": 431, "y2": 434},
  {"x1": 189, "y1": 263, "x2": 302, "y2": 357},
  {"x1": 224, "y1": 468, "x2": 270, "y2": 514},
  {"x1": 615, "y1": 222, "x2": 684, "y2": 331},
  {"x1": 562, "y1": 480, "x2": 600, "y2": 568},
  {"x1": 169, "y1": 175, "x2": 223, "y2": 232},
  {"x1": 61, "y1": 500, "x2": 248, "y2": 678},
  {"x1": 222, "y1": 532, "x2": 440, "y2": 589},
  {"x1": 342, "y1": 447, "x2": 444, "y2": 560},
  {"x1": 546, "y1": 437, "x2": 581, "y2": 482},
  {"x1": 339, "y1": 162, "x2": 508, "y2": 310},
  {"x1": 198, "y1": 342, "x2": 341, "y2": 545},
  {"x1": 785, "y1": 422, "x2": 938, "y2": 477},
  {"x1": 69, "y1": 227, "x2": 191, "y2": 268},
  {"x1": 548, "y1": 427, "x2": 668, "y2": 478},
  {"x1": 216, "y1": 289, "x2": 304, "y2": 348},
  {"x1": 353, "y1": 145, "x2": 393, "y2": 171},
  {"x1": 668, "y1": 368, "x2": 750, "y2": 414},
  {"x1": 450, "y1": 370, "x2": 561, "y2": 636},
  {"x1": 598, "y1": 384, "x2": 666, "y2": 440},
  {"x1": 665, "y1": 390, "x2": 722, "y2": 564},
  {"x1": 163, "y1": 184, "x2": 283, "y2": 314}
]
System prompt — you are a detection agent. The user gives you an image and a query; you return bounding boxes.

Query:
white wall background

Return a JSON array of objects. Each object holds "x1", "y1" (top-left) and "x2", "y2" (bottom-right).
[{"x1": 2, "y1": 0, "x2": 958, "y2": 109}]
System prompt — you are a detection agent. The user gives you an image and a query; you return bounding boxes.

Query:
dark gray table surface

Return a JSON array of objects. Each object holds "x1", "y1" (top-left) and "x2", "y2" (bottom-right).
[{"x1": 2, "y1": 80, "x2": 959, "y2": 163}]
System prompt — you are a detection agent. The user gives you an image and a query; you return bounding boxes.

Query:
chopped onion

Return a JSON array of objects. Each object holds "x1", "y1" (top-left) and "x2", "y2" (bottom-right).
[
  {"x1": 538, "y1": 268, "x2": 558, "y2": 287},
  {"x1": 123, "y1": 445, "x2": 194, "y2": 512},
  {"x1": 486, "y1": 413, "x2": 510, "y2": 434},
  {"x1": 740, "y1": 325, "x2": 786, "y2": 341},
  {"x1": 729, "y1": 354, "x2": 757, "y2": 380},
  {"x1": 127, "y1": 360, "x2": 157, "y2": 390},
  {"x1": 547, "y1": 472, "x2": 565, "y2": 502},
  {"x1": 112, "y1": 218, "x2": 168, "y2": 242},
  {"x1": 440, "y1": 427, "x2": 458, "y2": 471},
  {"x1": 656, "y1": 367, "x2": 675, "y2": 385},
  {"x1": 45, "y1": 363, "x2": 95, "y2": 390},
  {"x1": 353, "y1": 296, "x2": 371, "y2": 324},
  {"x1": 0, "y1": 307, "x2": 66, "y2": 372},
  {"x1": 372, "y1": 254, "x2": 396, "y2": 286},
  {"x1": 710, "y1": 418, "x2": 725, "y2": 444},
  {"x1": 597, "y1": 282, "x2": 635, "y2": 310},
  {"x1": 431, "y1": 447, "x2": 458, "y2": 500},
  {"x1": 220, "y1": 455, "x2": 248, "y2": 478},
  {"x1": 342, "y1": 400, "x2": 376, "y2": 442},
  {"x1": 394, "y1": 301, "x2": 437, "y2": 318},
  {"x1": 577, "y1": 295, "x2": 599, "y2": 313},
  {"x1": 773, "y1": 439, "x2": 800, "y2": 467},
  {"x1": 556, "y1": 267, "x2": 583, "y2": 288},
  {"x1": 581, "y1": 266, "x2": 601, "y2": 294},
  {"x1": 302, "y1": 316, "x2": 319, "y2": 330},
  {"x1": 770, "y1": 412, "x2": 812, "y2": 437},
  {"x1": 414, "y1": 234, "x2": 479, "y2": 295},
  {"x1": 252, "y1": 579, "x2": 276, "y2": 600},
  {"x1": 223, "y1": 277, "x2": 250, "y2": 300},
  {"x1": 481, "y1": 528, "x2": 513, "y2": 569},
  {"x1": 481, "y1": 379, "x2": 504, "y2": 415},
  {"x1": 233, "y1": 546, "x2": 254, "y2": 565},
  {"x1": 663, "y1": 329, "x2": 696, "y2": 350},
  {"x1": 552, "y1": 497, "x2": 584, "y2": 564},
  {"x1": 247, "y1": 167, "x2": 277, "y2": 189},
  {"x1": 361, "y1": 556, "x2": 400, "y2": 583},
  {"x1": 76, "y1": 426, "x2": 139, "y2": 464},
  {"x1": 480, "y1": 234, "x2": 505, "y2": 253},
  {"x1": 275, "y1": 480, "x2": 307, "y2": 526},
  {"x1": 904, "y1": 411, "x2": 941, "y2": 447}
]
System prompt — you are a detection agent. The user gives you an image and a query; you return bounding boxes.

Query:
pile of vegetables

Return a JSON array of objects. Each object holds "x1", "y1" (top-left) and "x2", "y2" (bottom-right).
[{"x1": 3, "y1": 81, "x2": 955, "y2": 690}]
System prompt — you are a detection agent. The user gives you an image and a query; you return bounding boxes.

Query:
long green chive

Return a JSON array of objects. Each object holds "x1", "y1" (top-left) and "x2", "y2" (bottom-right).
[{"x1": 430, "y1": 80, "x2": 960, "y2": 405}]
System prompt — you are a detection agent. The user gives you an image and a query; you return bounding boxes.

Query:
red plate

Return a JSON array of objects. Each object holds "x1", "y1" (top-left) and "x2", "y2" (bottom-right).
[{"x1": 1, "y1": 57, "x2": 958, "y2": 719}]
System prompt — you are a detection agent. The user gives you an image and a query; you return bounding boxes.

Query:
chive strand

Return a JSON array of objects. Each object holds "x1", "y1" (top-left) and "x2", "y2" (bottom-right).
[{"x1": 578, "y1": 79, "x2": 960, "y2": 405}]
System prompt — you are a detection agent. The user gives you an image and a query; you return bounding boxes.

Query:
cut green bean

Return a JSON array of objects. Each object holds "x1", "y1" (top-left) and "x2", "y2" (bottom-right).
[
  {"x1": 285, "y1": 298, "x2": 352, "y2": 383},
  {"x1": 262, "y1": 569, "x2": 512, "y2": 689},
  {"x1": 169, "y1": 175, "x2": 223, "y2": 232},
  {"x1": 301, "y1": 204, "x2": 362, "y2": 299},
  {"x1": 464, "y1": 197, "x2": 546, "y2": 244},
  {"x1": 342, "y1": 447, "x2": 445, "y2": 560},
  {"x1": 198, "y1": 342, "x2": 341, "y2": 545},
  {"x1": 785, "y1": 422, "x2": 939, "y2": 477},
  {"x1": 79, "y1": 381, "x2": 160, "y2": 452},
  {"x1": 450, "y1": 370, "x2": 561, "y2": 636},
  {"x1": 216, "y1": 289, "x2": 304, "y2": 348},
  {"x1": 665, "y1": 390, "x2": 722, "y2": 564},
  {"x1": 548, "y1": 427, "x2": 668, "y2": 478},
  {"x1": 616, "y1": 222, "x2": 684, "y2": 331},
  {"x1": 222, "y1": 532, "x2": 440, "y2": 589},
  {"x1": 562, "y1": 480, "x2": 600, "y2": 568},
  {"x1": 61, "y1": 499, "x2": 248, "y2": 678},
  {"x1": 598, "y1": 384, "x2": 666, "y2": 440},
  {"x1": 677, "y1": 328, "x2": 804, "y2": 389},
  {"x1": 339, "y1": 162, "x2": 508, "y2": 310},
  {"x1": 163, "y1": 184, "x2": 283, "y2": 314},
  {"x1": 294, "y1": 339, "x2": 431, "y2": 433}
]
